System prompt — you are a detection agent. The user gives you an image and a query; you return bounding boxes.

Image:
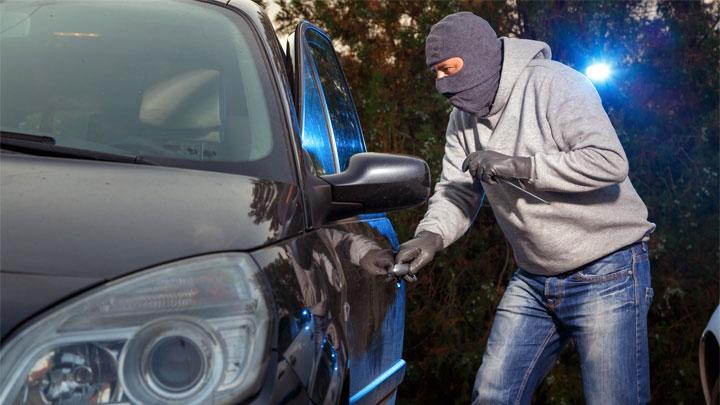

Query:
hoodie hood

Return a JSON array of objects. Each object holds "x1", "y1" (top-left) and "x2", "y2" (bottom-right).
[
  {"x1": 425, "y1": 12, "x2": 503, "y2": 118},
  {"x1": 488, "y1": 37, "x2": 552, "y2": 117}
]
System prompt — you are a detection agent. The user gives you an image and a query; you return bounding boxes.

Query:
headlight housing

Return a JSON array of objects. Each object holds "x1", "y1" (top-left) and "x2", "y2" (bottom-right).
[{"x1": 0, "y1": 253, "x2": 273, "y2": 405}]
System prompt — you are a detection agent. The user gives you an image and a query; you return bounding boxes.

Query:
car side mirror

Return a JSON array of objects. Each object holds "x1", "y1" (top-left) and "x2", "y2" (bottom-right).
[{"x1": 310, "y1": 152, "x2": 430, "y2": 224}]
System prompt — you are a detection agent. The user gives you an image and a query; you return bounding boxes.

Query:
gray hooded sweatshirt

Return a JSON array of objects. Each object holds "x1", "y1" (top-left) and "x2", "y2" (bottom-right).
[{"x1": 416, "y1": 37, "x2": 655, "y2": 276}]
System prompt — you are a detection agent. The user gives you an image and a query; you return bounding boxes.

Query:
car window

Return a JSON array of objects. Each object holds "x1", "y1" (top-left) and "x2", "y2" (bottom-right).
[
  {"x1": 305, "y1": 29, "x2": 366, "y2": 172},
  {"x1": 299, "y1": 46, "x2": 337, "y2": 175},
  {"x1": 0, "y1": 0, "x2": 292, "y2": 180}
]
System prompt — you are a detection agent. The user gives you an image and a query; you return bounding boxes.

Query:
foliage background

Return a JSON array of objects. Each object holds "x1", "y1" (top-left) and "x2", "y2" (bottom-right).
[{"x1": 273, "y1": 1, "x2": 719, "y2": 403}]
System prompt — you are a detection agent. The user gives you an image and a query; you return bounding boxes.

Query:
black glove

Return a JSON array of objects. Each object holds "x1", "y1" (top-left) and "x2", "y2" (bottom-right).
[
  {"x1": 359, "y1": 249, "x2": 395, "y2": 277},
  {"x1": 395, "y1": 231, "x2": 444, "y2": 282},
  {"x1": 462, "y1": 150, "x2": 531, "y2": 185}
]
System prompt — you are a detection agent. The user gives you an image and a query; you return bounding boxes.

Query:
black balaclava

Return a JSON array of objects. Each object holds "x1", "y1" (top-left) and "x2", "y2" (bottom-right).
[{"x1": 425, "y1": 12, "x2": 503, "y2": 118}]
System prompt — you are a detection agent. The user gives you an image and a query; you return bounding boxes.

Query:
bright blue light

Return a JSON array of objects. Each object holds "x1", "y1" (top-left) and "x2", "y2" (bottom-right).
[
  {"x1": 586, "y1": 63, "x2": 611, "y2": 81},
  {"x1": 349, "y1": 360, "x2": 406, "y2": 404}
]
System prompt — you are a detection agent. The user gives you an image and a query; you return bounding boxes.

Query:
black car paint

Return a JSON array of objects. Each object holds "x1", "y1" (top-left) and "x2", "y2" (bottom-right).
[
  {"x1": 254, "y1": 219, "x2": 408, "y2": 402},
  {"x1": 0, "y1": 153, "x2": 304, "y2": 337}
]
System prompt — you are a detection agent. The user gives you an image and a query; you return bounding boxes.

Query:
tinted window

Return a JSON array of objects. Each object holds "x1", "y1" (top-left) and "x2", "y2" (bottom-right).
[
  {"x1": 305, "y1": 29, "x2": 365, "y2": 172},
  {"x1": 300, "y1": 47, "x2": 336, "y2": 175},
  {"x1": 0, "y1": 0, "x2": 291, "y2": 180}
]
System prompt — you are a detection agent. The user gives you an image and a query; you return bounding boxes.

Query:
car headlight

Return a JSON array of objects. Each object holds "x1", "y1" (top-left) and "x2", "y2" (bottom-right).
[{"x1": 0, "y1": 253, "x2": 273, "y2": 405}]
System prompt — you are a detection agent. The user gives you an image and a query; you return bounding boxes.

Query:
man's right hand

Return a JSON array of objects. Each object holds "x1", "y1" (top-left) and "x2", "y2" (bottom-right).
[
  {"x1": 395, "y1": 231, "x2": 444, "y2": 282},
  {"x1": 462, "y1": 150, "x2": 531, "y2": 185}
]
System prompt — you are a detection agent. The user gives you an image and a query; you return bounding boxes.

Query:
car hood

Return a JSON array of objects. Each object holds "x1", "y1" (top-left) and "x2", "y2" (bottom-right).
[
  {"x1": 1, "y1": 154, "x2": 303, "y2": 277},
  {"x1": 1, "y1": 154, "x2": 302, "y2": 338}
]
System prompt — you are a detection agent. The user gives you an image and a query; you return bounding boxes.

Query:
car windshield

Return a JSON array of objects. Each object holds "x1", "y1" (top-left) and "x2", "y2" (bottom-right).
[{"x1": 0, "y1": 0, "x2": 291, "y2": 180}]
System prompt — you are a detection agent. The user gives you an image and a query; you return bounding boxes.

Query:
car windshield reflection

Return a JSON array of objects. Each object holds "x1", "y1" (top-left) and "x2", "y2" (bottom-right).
[{"x1": 0, "y1": 0, "x2": 285, "y2": 176}]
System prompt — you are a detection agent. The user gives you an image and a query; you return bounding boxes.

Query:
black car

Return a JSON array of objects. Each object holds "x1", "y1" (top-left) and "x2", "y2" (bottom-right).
[{"x1": 0, "y1": 1, "x2": 430, "y2": 404}]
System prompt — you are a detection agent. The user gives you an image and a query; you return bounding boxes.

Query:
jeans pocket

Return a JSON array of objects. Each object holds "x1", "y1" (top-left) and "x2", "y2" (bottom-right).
[{"x1": 572, "y1": 249, "x2": 633, "y2": 283}]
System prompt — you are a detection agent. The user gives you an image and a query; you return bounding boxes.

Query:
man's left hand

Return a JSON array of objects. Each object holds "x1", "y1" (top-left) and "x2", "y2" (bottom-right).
[
  {"x1": 462, "y1": 150, "x2": 531, "y2": 185},
  {"x1": 359, "y1": 249, "x2": 395, "y2": 277}
]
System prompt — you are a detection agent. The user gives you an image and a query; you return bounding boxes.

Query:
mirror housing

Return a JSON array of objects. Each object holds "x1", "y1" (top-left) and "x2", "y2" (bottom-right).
[{"x1": 311, "y1": 152, "x2": 430, "y2": 224}]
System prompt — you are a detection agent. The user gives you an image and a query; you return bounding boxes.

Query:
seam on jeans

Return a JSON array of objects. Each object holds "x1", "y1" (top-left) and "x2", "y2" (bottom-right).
[
  {"x1": 514, "y1": 325, "x2": 556, "y2": 405},
  {"x1": 633, "y1": 262, "x2": 641, "y2": 404},
  {"x1": 547, "y1": 281, "x2": 562, "y2": 309},
  {"x1": 632, "y1": 249, "x2": 639, "y2": 306}
]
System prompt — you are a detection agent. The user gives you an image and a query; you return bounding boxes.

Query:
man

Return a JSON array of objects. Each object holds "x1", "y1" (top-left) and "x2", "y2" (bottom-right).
[{"x1": 394, "y1": 12, "x2": 656, "y2": 404}]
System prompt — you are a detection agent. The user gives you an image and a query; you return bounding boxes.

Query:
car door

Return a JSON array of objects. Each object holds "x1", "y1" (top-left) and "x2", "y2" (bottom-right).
[{"x1": 290, "y1": 22, "x2": 407, "y2": 404}]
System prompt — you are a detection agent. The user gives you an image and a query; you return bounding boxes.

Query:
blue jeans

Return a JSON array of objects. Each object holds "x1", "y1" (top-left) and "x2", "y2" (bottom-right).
[{"x1": 472, "y1": 242, "x2": 653, "y2": 405}]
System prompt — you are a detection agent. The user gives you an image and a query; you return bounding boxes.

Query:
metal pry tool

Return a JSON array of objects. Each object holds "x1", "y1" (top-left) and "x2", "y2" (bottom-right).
[{"x1": 498, "y1": 178, "x2": 550, "y2": 205}]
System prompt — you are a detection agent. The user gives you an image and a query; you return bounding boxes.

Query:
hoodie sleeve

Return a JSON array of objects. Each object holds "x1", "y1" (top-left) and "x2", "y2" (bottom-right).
[
  {"x1": 415, "y1": 110, "x2": 484, "y2": 248},
  {"x1": 530, "y1": 69, "x2": 629, "y2": 192}
]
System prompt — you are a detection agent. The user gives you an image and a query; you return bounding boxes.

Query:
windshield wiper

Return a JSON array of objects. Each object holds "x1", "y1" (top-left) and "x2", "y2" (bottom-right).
[
  {"x1": 0, "y1": 131, "x2": 157, "y2": 166},
  {"x1": 1, "y1": 132, "x2": 56, "y2": 144}
]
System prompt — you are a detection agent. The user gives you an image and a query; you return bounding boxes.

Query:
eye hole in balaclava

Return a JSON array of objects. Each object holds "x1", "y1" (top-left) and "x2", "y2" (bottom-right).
[
  {"x1": 425, "y1": 12, "x2": 503, "y2": 118},
  {"x1": 432, "y1": 56, "x2": 465, "y2": 80}
]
